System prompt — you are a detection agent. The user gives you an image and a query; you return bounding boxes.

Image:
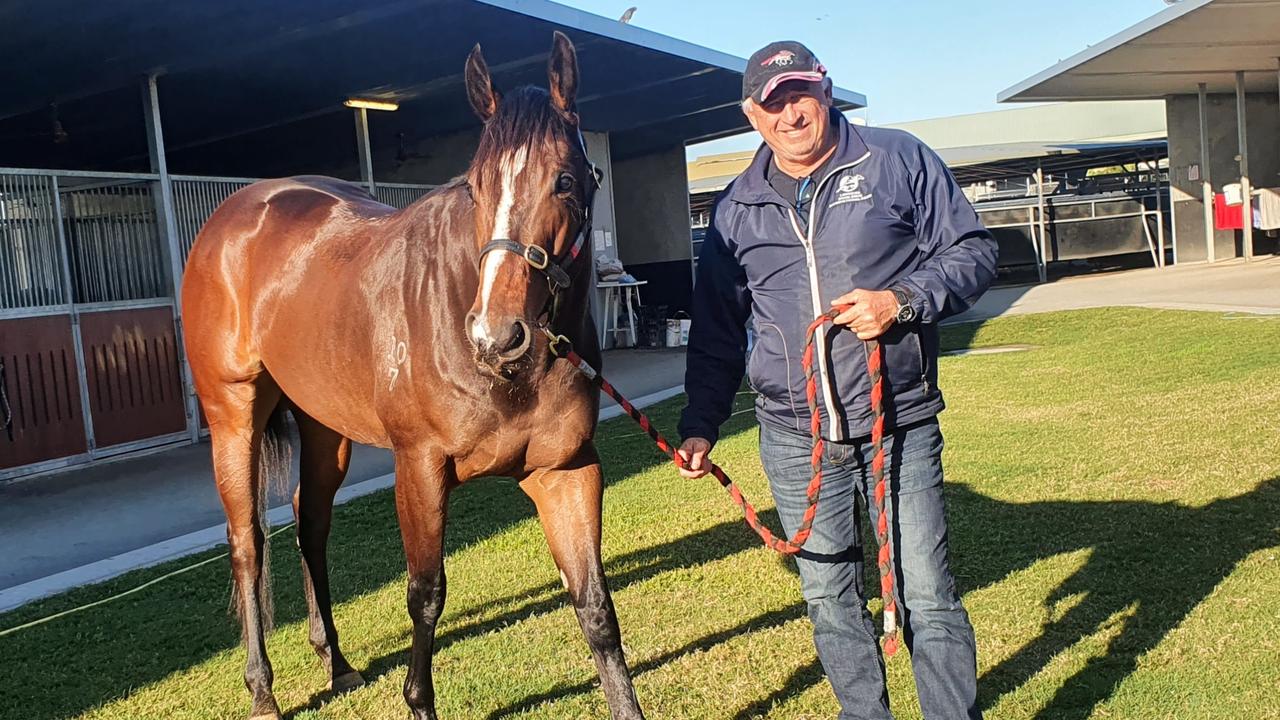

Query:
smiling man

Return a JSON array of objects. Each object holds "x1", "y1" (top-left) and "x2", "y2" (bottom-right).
[{"x1": 676, "y1": 41, "x2": 997, "y2": 720}]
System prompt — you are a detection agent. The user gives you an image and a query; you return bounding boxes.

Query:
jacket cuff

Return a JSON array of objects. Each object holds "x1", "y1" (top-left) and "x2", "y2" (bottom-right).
[
  {"x1": 677, "y1": 424, "x2": 719, "y2": 448},
  {"x1": 891, "y1": 281, "x2": 931, "y2": 324}
]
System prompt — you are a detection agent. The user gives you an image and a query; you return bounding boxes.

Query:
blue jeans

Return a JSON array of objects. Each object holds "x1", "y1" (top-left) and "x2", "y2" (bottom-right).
[{"x1": 759, "y1": 418, "x2": 980, "y2": 720}]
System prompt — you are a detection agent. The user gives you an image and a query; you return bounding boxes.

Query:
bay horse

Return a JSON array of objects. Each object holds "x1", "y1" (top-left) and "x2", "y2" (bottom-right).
[{"x1": 182, "y1": 32, "x2": 644, "y2": 720}]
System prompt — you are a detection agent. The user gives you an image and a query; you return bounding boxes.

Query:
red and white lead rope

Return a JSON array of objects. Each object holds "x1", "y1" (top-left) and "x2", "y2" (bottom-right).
[{"x1": 546, "y1": 306, "x2": 900, "y2": 655}]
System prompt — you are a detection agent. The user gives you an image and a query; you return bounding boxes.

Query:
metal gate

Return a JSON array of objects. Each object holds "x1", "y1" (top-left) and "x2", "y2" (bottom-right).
[
  {"x1": 0, "y1": 170, "x2": 187, "y2": 478},
  {"x1": 1, "y1": 169, "x2": 438, "y2": 479}
]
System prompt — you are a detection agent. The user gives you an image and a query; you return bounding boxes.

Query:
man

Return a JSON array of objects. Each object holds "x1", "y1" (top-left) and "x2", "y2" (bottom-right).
[{"x1": 676, "y1": 40, "x2": 997, "y2": 719}]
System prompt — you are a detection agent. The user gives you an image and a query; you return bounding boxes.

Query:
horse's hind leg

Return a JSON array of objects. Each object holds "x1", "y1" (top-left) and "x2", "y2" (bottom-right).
[
  {"x1": 291, "y1": 407, "x2": 364, "y2": 692},
  {"x1": 204, "y1": 376, "x2": 285, "y2": 720},
  {"x1": 521, "y1": 451, "x2": 645, "y2": 720}
]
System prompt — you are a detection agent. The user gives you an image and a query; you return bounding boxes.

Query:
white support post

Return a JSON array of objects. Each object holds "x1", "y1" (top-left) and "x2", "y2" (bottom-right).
[
  {"x1": 354, "y1": 107, "x2": 375, "y2": 196},
  {"x1": 143, "y1": 74, "x2": 201, "y2": 443},
  {"x1": 1235, "y1": 71, "x2": 1253, "y2": 261},
  {"x1": 1035, "y1": 162, "x2": 1048, "y2": 283},
  {"x1": 1198, "y1": 83, "x2": 1216, "y2": 263}
]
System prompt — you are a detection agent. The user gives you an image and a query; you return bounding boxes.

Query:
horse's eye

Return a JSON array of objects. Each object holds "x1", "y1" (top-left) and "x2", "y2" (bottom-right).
[{"x1": 555, "y1": 173, "x2": 576, "y2": 194}]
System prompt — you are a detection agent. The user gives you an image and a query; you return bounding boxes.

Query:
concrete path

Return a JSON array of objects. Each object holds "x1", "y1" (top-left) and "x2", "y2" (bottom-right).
[{"x1": 950, "y1": 256, "x2": 1280, "y2": 324}]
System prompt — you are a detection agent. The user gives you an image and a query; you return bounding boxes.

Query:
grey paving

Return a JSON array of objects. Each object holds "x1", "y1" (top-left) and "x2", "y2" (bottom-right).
[{"x1": 949, "y1": 256, "x2": 1280, "y2": 325}]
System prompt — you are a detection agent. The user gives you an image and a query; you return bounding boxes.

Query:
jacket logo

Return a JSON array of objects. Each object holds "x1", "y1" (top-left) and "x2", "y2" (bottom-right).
[
  {"x1": 761, "y1": 50, "x2": 796, "y2": 67},
  {"x1": 829, "y1": 173, "x2": 871, "y2": 207}
]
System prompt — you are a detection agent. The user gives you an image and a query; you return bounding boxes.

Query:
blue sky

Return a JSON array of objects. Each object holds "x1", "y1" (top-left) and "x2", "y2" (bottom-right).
[{"x1": 553, "y1": 0, "x2": 1166, "y2": 157}]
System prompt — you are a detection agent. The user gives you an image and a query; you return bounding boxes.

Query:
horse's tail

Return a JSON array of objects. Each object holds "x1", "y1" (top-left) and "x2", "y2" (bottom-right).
[{"x1": 230, "y1": 406, "x2": 292, "y2": 633}]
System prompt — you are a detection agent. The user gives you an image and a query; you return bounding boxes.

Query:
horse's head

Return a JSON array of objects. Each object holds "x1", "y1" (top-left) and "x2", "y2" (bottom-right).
[{"x1": 463, "y1": 31, "x2": 598, "y2": 380}]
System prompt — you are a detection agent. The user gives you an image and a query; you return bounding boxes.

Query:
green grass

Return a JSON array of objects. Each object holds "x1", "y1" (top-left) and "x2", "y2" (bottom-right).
[{"x1": 2, "y1": 307, "x2": 1278, "y2": 720}]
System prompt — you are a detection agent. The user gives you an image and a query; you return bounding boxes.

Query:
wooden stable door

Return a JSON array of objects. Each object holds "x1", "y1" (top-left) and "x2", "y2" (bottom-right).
[
  {"x1": 0, "y1": 314, "x2": 89, "y2": 469},
  {"x1": 77, "y1": 306, "x2": 186, "y2": 449}
]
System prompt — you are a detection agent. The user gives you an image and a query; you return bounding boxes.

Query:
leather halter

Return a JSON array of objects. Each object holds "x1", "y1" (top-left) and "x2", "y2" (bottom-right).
[{"x1": 476, "y1": 130, "x2": 601, "y2": 324}]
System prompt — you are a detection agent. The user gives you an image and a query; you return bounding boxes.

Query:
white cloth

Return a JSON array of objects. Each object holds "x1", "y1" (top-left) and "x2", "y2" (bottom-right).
[{"x1": 1255, "y1": 188, "x2": 1280, "y2": 231}]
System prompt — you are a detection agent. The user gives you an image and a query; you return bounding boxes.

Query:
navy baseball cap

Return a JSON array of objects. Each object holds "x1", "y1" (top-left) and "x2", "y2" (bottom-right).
[{"x1": 743, "y1": 40, "x2": 828, "y2": 103}]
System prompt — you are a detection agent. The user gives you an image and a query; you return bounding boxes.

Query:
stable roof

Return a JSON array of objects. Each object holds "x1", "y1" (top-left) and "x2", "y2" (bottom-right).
[
  {"x1": 999, "y1": 0, "x2": 1280, "y2": 102},
  {"x1": 0, "y1": 0, "x2": 864, "y2": 168}
]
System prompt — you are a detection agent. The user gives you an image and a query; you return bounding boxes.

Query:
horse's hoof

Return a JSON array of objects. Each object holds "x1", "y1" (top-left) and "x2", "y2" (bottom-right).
[
  {"x1": 331, "y1": 670, "x2": 366, "y2": 692},
  {"x1": 247, "y1": 713, "x2": 283, "y2": 720}
]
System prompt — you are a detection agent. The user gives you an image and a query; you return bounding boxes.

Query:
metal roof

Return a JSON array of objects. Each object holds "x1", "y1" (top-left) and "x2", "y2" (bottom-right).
[
  {"x1": 999, "y1": 0, "x2": 1280, "y2": 102},
  {"x1": 945, "y1": 139, "x2": 1167, "y2": 184},
  {"x1": 0, "y1": 0, "x2": 864, "y2": 171}
]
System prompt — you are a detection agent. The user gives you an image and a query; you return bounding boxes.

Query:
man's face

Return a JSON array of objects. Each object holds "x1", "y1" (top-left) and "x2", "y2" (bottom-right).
[{"x1": 744, "y1": 80, "x2": 834, "y2": 167}]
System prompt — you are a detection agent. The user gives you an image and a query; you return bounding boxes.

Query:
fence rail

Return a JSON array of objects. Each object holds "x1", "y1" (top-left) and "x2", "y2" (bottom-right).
[
  {"x1": 171, "y1": 177, "x2": 254, "y2": 266},
  {"x1": 62, "y1": 182, "x2": 167, "y2": 304},
  {"x1": 0, "y1": 173, "x2": 66, "y2": 310},
  {"x1": 375, "y1": 182, "x2": 436, "y2": 209}
]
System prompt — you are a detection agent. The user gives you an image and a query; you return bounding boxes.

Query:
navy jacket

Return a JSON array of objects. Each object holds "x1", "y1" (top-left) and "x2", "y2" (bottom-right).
[{"x1": 678, "y1": 111, "x2": 998, "y2": 444}]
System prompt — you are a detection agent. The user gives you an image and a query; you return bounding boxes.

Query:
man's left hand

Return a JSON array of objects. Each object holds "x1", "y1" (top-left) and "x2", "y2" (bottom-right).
[{"x1": 830, "y1": 289, "x2": 897, "y2": 340}]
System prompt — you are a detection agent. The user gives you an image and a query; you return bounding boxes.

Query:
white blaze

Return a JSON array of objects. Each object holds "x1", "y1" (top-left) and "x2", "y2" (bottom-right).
[{"x1": 476, "y1": 146, "x2": 529, "y2": 342}]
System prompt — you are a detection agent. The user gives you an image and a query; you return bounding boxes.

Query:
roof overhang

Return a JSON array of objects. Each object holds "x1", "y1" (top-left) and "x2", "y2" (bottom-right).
[
  {"x1": 943, "y1": 139, "x2": 1168, "y2": 184},
  {"x1": 0, "y1": 0, "x2": 864, "y2": 169},
  {"x1": 999, "y1": 0, "x2": 1280, "y2": 102}
]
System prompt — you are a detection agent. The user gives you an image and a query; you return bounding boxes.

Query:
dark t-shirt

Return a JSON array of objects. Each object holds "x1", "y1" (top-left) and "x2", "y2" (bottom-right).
[{"x1": 766, "y1": 151, "x2": 835, "y2": 227}]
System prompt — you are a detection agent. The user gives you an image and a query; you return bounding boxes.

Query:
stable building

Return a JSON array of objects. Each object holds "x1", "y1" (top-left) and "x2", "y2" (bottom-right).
[
  {"x1": 999, "y1": 0, "x2": 1280, "y2": 265},
  {"x1": 0, "y1": 0, "x2": 864, "y2": 480}
]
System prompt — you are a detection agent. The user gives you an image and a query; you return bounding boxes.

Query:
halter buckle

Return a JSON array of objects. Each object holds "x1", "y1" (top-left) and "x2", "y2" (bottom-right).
[{"x1": 523, "y1": 244, "x2": 550, "y2": 270}]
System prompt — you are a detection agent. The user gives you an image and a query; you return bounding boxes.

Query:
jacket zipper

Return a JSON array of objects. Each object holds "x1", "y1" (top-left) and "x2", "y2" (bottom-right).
[{"x1": 786, "y1": 152, "x2": 871, "y2": 441}]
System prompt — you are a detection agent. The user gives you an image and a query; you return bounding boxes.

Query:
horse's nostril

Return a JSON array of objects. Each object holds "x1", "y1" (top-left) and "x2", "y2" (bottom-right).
[{"x1": 502, "y1": 321, "x2": 527, "y2": 354}]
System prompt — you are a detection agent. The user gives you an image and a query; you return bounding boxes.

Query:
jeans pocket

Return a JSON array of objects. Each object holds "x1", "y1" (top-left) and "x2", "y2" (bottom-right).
[{"x1": 823, "y1": 440, "x2": 855, "y2": 466}]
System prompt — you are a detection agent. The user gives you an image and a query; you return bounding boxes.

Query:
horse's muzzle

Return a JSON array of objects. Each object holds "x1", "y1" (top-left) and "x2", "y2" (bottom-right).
[{"x1": 467, "y1": 314, "x2": 533, "y2": 379}]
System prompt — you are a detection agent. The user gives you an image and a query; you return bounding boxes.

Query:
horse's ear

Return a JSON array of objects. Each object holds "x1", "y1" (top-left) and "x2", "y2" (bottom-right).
[
  {"x1": 547, "y1": 31, "x2": 579, "y2": 118},
  {"x1": 465, "y1": 43, "x2": 501, "y2": 122}
]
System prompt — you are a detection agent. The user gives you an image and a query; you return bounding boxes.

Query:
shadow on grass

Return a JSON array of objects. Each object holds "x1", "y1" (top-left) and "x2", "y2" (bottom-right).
[
  {"x1": 961, "y1": 476, "x2": 1280, "y2": 719},
  {"x1": 286, "y1": 511, "x2": 791, "y2": 718},
  {"x1": 703, "y1": 476, "x2": 1280, "y2": 720},
  {"x1": 475, "y1": 602, "x2": 810, "y2": 720}
]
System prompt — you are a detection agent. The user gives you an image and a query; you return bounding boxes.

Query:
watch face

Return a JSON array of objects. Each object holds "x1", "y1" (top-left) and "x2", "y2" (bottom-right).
[{"x1": 897, "y1": 304, "x2": 915, "y2": 323}]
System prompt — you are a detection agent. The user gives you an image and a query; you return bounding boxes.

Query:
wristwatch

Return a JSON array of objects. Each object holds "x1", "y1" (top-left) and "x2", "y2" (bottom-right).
[{"x1": 890, "y1": 287, "x2": 917, "y2": 324}]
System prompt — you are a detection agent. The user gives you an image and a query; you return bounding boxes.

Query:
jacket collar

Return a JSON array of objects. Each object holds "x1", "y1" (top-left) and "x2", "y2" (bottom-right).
[{"x1": 727, "y1": 108, "x2": 871, "y2": 207}]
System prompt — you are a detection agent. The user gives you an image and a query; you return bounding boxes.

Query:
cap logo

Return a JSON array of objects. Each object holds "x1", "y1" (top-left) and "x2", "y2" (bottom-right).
[{"x1": 760, "y1": 50, "x2": 796, "y2": 68}]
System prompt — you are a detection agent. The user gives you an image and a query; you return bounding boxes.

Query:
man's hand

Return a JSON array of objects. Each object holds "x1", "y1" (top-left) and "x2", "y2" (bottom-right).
[
  {"x1": 676, "y1": 437, "x2": 713, "y2": 479},
  {"x1": 830, "y1": 289, "x2": 898, "y2": 340}
]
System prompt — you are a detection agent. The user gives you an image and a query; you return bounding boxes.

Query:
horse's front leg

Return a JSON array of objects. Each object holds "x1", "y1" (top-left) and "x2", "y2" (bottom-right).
[
  {"x1": 521, "y1": 448, "x2": 645, "y2": 720},
  {"x1": 394, "y1": 447, "x2": 452, "y2": 720}
]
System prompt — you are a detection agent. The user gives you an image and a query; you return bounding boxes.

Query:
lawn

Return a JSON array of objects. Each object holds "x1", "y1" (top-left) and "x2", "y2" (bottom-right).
[{"x1": 1, "y1": 307, "x2": 1277, "y2": 720}]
